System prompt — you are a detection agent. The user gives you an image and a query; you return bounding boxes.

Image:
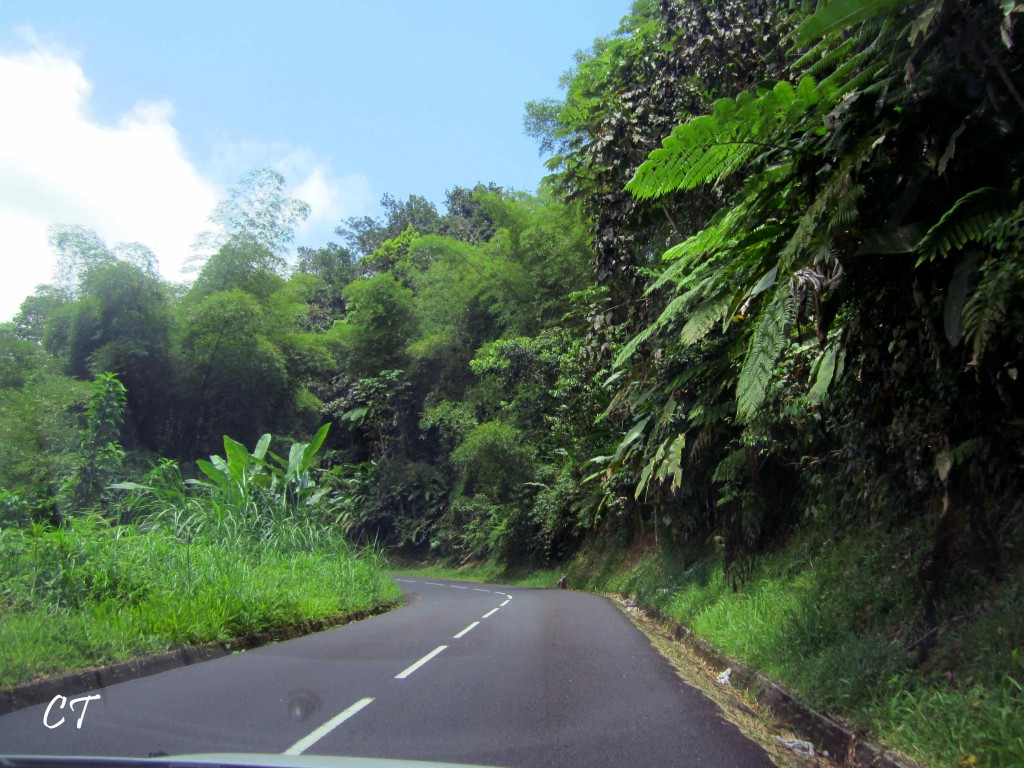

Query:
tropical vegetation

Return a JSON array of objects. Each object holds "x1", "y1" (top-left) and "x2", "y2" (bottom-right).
[{"x1": 2, "y1": 1, "x2": 1023, "y2": 765}]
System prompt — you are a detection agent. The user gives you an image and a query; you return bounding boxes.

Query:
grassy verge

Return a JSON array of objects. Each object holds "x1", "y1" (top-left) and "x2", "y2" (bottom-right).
[
  {"x1": 0, "y1": 510, "x2": 401, "y2": 689},
  {"x1": 395, "y1": 531, "x2": 1024, "y2": 768},
  {"x1": 390, "y1": 557, "x2": 558, "y2": 587}
]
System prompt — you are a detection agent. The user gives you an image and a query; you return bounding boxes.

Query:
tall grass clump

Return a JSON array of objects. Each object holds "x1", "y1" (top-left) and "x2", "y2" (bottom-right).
[{"x1": 0, "y1": 428, "x2": 401, "y2": 689}]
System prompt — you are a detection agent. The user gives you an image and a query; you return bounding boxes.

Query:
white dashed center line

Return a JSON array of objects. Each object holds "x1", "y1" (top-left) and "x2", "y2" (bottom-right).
[
  {"x1": 395, "y1": 645, "x2": 448, "y2": 679},
  {"x1": 286, "y1": 579, "x2": 512, "y2": 746},
  {"x1": 453, "y1": 621, "x2": 480, "y2": 639},
  {"x1": 283, "y1": 697, "x2": 375, "y2": 755}
]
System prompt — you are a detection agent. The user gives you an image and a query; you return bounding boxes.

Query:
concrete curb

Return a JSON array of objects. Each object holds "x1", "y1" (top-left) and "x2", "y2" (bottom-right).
[
  {"x1": 643, "y1": 606, "x2": 925, "y2": 768},
  {"x1": 0, "y1": 600, "x2": 401, "y2": 718}
]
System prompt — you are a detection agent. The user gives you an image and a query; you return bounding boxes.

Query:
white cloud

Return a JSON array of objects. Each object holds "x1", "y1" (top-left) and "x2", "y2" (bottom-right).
[
  {"x1": 0, "y1": 29, "x2": 221, "y2": 320},
  {"x1": 0, "y1": 28, "x2": 373, "y2": 322},
  {"x1": 292, "y1": 165, "x2": 373, "y2": 235}
]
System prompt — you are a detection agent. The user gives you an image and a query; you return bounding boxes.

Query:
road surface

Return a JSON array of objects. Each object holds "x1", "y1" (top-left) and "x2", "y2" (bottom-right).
[{"x1": 0, "y1": 578, "x2": 773, "y2": 767}]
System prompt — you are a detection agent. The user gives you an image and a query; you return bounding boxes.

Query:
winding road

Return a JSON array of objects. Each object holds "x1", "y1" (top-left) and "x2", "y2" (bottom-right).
[{"x1": 0, "y1": 578, "x2": 774, "y2": 767}]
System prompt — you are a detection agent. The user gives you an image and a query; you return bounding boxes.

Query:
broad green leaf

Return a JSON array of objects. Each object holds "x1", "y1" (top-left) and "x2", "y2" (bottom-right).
[
  {"x1": 748, "y1": 266, "x2": 779, "y2": 300},
  {"x1": 286, "y1": 442, "x2": 306, "y2": 482},
  {"x1": 252, "y1": 433, "x2": 272, "y2": 461},
  {"x1": 300, "y1": 423, "x2": 331, "y2": 475},
  {"x1": 265, "y1": 450, "x2": 288, "y2": 471},
  {"x1": 223, "y1": 436, "x2": 251, "y2": 484},
  {"x1": 196, "y1": 458, "x2": 228, "y2": 494},
  {"x1": 667, "y1": 433, "x2": 685, "y2": 491},
  {"x1": 635, "y1": 460, "x2": 655, "y2": 500},
  {"x1": 613, "y1": 416, "x2": 651, "y2": 461},
  {"x1": 809, "y1": 346, "x2": 839, "y2": 403}
]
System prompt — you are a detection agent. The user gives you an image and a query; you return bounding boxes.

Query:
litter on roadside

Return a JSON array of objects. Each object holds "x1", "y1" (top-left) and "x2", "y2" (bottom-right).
[
  {"x1": 776, "y1": 738, "x2": 815, "y2": 756},
  {"x1": 716, "y1": 667, "x2": 732, "y2": 686}
]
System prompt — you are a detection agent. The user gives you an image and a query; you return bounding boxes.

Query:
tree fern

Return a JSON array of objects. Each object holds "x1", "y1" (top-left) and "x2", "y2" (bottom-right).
[
  {"x1": 646, "y1": 201, "x2": 752, "y2": 293},
  {"x1": 626, "y1": 78, "x2": 828, "y2": 201},
  {"x1": 797, "y1": 8, "x2": 900, "y2": 102},
  {"x1": 736, "y1": 287, "x2": 795, "y2": 421}
]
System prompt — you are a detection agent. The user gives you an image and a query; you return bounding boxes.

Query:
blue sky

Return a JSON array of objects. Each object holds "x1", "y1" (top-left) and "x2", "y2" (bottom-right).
[{"x1": 0, "y1": 0, "x2": 632, "y2": 319}]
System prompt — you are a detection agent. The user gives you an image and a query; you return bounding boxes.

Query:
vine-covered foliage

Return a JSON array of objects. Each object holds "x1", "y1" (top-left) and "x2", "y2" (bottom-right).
[{"x1": 573, "y1": 0, "x2": 1024, "y2": 634}]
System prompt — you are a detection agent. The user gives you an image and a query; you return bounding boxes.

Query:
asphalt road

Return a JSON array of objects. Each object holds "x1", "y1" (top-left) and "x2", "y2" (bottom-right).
[{"x1": 0, "y1": 578, "x2": 774, "y2": 767}]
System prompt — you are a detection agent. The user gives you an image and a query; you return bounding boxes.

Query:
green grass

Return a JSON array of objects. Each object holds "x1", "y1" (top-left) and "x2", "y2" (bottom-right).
[
  {"x1": 560, "y1": 532, "x2": 1024, "y2": 768},
  {"x1": 0, "y1": 507, "x2": 401, "y2": 689},
  {"x1": 397, "y1": 534, "x2": 1024, "y2": 768}
]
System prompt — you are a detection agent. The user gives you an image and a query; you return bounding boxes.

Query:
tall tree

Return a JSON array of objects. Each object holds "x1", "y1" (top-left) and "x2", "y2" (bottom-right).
[
  {"x1": 525, "y1": 0, "x2": 785, "y2": 299},
  {"x1": 191, "y1": 168, "x2": 311, "y2": 273}
]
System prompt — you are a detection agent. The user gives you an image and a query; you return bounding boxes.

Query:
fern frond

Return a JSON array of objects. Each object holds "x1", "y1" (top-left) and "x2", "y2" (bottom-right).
[
  {"x1": 626, "y1": 79, "x2": 825, "y2": 201},
  {"x1": 613, "y1": 321, "x2": 660, "y2": 370},
  {"x1": 646, "y1": 202, "x2": 751, "y2": 293},
  {"x1": 792, "y1": 32, "x2": 855, "y2": 77},
  {"x1": 615, "y1": 288, "x2": 729, "y2": 368},
  {"x1": 680, "y1": 299, "x2": 731, "y2": 346},
  {"x1": 797, "y1": 0, "x2": 915, "y2": 44},
  {"x1": 963, "y1": 276, "x2": 1008, "y2": 366},
  {"x1": 817, "y1": 21, "x2": 893, "y2": 98},
  {"x1": 962, "y1": 252, "x2": 1024, "y2": 365},
  {"x1": 915, "y1": 188, "x2": 1003, "y2": 263},
  {"x1": 736, "y1": 287, "x2": 795, "y2": 421},
  {"x1": 777, "y1": 157, "x2": 865, "y2": 270}
]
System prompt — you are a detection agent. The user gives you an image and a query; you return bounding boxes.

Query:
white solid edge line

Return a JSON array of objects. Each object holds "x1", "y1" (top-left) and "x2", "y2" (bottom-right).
[
  {"x1": 453, "y1": 621, "x2": 480, "y2": 639},
  {"x1": 283, "y1": 697, "x2": 374, "y2": 755},
  {"x1": 482, "y1": 607, "x2": 500, "y2": 619},
  {"x1": 395, "y1": 645, "x2": 448, "y2": 679},
  {"x1": 500, "y1": 599, "x2": 511, "y2": 606}
]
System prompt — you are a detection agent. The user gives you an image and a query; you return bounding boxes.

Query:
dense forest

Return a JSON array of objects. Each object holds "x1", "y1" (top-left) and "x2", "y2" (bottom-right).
[{"x1": 2, "y1": 1, "x2": 1023, "y2": 765}]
